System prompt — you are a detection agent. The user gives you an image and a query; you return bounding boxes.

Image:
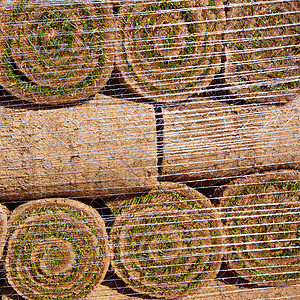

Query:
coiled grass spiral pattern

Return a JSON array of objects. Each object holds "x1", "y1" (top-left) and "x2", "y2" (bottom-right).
[
  {"x1": 5, "y1": 198, "x2": 110, "y2": 300},
  {"x1": 0, "y1": 0, "x2": 114, "y2": 104},
  {"x1": 225, "y1": 0, "x2": 300, "y2": 103},
  {"x1": 110, "y1": 183, "x2": 224, "y2": 298},
  {"x1": 220, "y1": 171, "x2": 300, "y2": 285},
  {"x1": 116, "y1": 0, "x2": 224, "y2": 103}
]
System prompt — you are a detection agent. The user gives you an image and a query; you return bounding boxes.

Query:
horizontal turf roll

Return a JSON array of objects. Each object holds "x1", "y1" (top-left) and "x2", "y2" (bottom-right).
[
  {"x1": 109, "y1": 182, "x2": 224, "y2": 298},
  {"x1": 116, "y1": 0, "x2": 225, "y2": 103},
  {"x1": 0, "y1": 94, "x2": 158, "y2": 201},
  {"x1": 0, "y1": 0, "x2": 114, "y2": 105},
  {"x1": 224, "y1": 0, "x2": 300, "y2": 103},
  {"x1": 5, "y1": 198, "x2": 111, "y2": 300},
  {"x1": 218, "y1": 170, "x2": 300, "y2": 286},
  {"x1": 160, "y1": 96, "x2": 300, "y2": 186}
]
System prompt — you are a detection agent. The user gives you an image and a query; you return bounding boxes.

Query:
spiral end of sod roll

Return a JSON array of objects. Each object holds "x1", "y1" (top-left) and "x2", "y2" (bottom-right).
[
  {"x1": 0, "y1": 0, "x2": 114, "y2": 105},
  {"x1": 116, "y1": 0, "x2": 225, "y2": 103},
  {"x1": 110, "y1": 182, "x2": 224, "y2": 298},
  {"x1": 225, "y1": 0, "x2": 300, "y2": 103},
  {"x1": 220, "y1": 170, "x2": 300, "y2": 286},
  {"x1": 5, "y1": 198, "x2": 111, "y2": 300}
]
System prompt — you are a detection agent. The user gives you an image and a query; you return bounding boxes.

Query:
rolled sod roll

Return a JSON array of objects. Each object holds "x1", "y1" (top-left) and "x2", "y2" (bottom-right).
[
  {"x1": 110, "y1": 182, "x2": 224, "y2": 299},
  {"x1": 0, "y1": 0, "x2": 114, "y2": 105},
  {"x1": 0, "y1": 94, "x2": 158, "y2": 201},
  {"x1": 0, "y1": 203, "x2": 9, "y2": 264},
  {"x1": 5, "y1": 198, "x2": 111, "y2": 300},
  {"x1": 224, "y1": 0, "x2": 299, "y2": 103},
  {"x1": 161, "y1": 97, "x2": 300, "y2": 186},
  {"x1": 218, "y1": 170, "x2": 300, "y2": 286},
  {"x1": 116, "y1": 0, "x2": 225, "y2": 103}
]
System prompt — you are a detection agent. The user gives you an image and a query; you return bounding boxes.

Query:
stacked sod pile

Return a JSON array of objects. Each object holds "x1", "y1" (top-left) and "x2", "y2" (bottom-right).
[
  {"x1": 219, "y1": 170, "x2": 300, "y2": 285},
  {"x1": 109, "y1": 183, "x2": 224, "y2": 298},
  {"x1": 5, "y1": 198, "x2": 111, "y2": 300},
  {"x1": 0, "y1": 0, "x2": 298, "y2": 298},
  {"x1": 225, "y1": 0, "x2": 300, "y2": 103},
  {"x1": 0, "y1": 0, "x2": 114, "y2": 105},
  {"x1": 116, "y1": 0, "x2": 224, "y2": 102}
]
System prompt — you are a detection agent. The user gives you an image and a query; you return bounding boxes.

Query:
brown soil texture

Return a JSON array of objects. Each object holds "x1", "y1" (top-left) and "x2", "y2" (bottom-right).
[
  {"x1": 218, "y1": 170, "x2": 300, "y2": 286},
  {"x1": 115, "y1": 0, "x2": 225, "y2": 103},
  {"x1": 0, "y1": 1, "x2": 114, "y2": 105},
  {"x1": 161, "y1": 96, "x2": 300, "y2": 186},
  {"x1": 109, "y1": 182, "x2": 224, "y2": 299},
  {"x1": 0, "y1": 203, "x2": 9, "y2": 264},
  {"x1": 0, "y1": 94, "x2": 158, "y2": 201},
  {"x1": 224, "y1": 0, "x2": 300, "y2": 103},
  {"x1": 5, "y1": 198, "x2": 111, "y2": 300}
]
